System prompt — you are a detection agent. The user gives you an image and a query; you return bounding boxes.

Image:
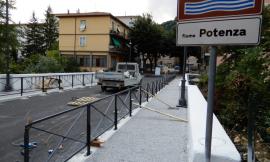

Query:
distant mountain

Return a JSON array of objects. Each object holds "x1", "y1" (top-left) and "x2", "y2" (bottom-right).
[{"x1": 161, "y1": 20, "x2": 176, "y2": 32}]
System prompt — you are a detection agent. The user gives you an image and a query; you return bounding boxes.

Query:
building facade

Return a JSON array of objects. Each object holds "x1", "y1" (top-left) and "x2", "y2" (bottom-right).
[{"x1": 56, "y1": 12, "x2": 130, "y2": 72}]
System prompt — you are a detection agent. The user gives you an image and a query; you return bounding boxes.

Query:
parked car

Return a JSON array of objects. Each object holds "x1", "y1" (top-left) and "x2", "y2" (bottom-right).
[{"x1": 96, "y1": 62, "x2": 142, "y2": 91}]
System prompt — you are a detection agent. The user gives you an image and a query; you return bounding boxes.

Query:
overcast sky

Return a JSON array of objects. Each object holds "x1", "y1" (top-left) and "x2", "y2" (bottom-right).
[{"x1": 11, "y1": 0, "x2": 177, "y2": 24}]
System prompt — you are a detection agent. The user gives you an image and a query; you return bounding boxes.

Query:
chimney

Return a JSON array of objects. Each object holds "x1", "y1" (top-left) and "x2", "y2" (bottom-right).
[{"x1": 67, "y1": 9, "x2": 70, "y2": 14}]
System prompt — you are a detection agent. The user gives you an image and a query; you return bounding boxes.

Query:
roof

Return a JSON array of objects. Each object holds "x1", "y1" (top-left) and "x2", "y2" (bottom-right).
[
  {"x1": 116, "y1": 15, "x2": 139, "y2": 19},
  {"x1": 55, "y1": 12, "x2": 130, "y2": 29},
  {"x1": 54, "y1": 12, "x2": 111, "y2": 17}
]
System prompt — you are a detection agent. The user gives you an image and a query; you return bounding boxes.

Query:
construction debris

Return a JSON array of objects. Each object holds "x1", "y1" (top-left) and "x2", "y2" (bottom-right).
[
  {"x1": 68, "y1": 97, "x2": 98, "y2": 106},
  {"x1": 58, "y1": 144, "x2": 63, "y2": 150},
  {"x1": 141, "y1": 89, "x2": 177, "y2": 109},
  {"x1": 133, "y1": 103, "x2": 188, "y2": 122},
  {"x1": 37, "y1": 77, "x2": 62, "y2": 90},
  {"x1": 90, "y1": 138, "x2": 105, "y2": 147},
  {"x1": 48, "y1": 149, "x2": 54, "y2": 154}
]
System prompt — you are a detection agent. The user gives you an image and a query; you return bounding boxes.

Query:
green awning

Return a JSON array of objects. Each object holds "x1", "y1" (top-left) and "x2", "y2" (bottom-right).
[{"x1": 112, "y1": 37, "x2": 121, "y2": 48}]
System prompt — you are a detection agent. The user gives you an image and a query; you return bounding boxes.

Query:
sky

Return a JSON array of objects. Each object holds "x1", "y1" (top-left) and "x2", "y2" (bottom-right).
[{"x1": 11, "y1": 0, "x2": 177, "y2": 24}]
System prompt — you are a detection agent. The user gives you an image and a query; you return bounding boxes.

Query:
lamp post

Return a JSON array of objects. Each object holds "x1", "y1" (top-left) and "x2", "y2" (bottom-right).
[
  {"x1": 4, "y1": 0, "x2": 12, "y2": 91},
  {"x1": 129, "y1": 40, "x2": 132, "y2": 62},
  {"x1": 177, "y1": 47, "x2": 187, "y2": 108}
]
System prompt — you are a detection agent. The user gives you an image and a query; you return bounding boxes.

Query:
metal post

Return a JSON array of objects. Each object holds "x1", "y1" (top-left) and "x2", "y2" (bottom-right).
[
  {"x1": 162, "y1": 77, "x2": 165, "y2": 87},
  {"x1": 114, "y1": 95, "x2": 118, "y2": 130},
  {"x1": 152, "y1": 82, "x2": 154, "y2": 95},
  {"x1": 42, "y1": 76, "x2": 45, "y2": 92},
  {"x1": 177, "y1": 47, "x2": 187, "y2": 107},
  {"x1": 146, "y1": 84, "x2": 149, "y2": 102},
  {"x1": 86, "y1": 104, "x2": 91, "y2": 156},
  {"x1": 4, "y1": 0, "x2": 11, "y2": 91},
  {"x1": 155, "y1": 80, "x2": 158, "y2": 93},
  {"x1": 24, "y1": 126, "x2": 30, "y2": 162},
  {"x1": 21, "y1": 77, "x2": 23, "y2": 96},
  {"x1": 159, "y1": 80, "x2": 161, "y2": 91},
  {"x1": 129, "y1": 90, "x2": 132, "y2": 116},
  {"x1": 91, "y1": 74, "x2": 93, "y2": 85},
  {"x1": 248, "y1": 98, "x2": 255, "y2": 162},
  {"x1": 58, "y1": 75, "x2": 61, "y2": 90},
  {"x1": 71, "y1": 75, "x2": 74, "y2": 88},
  {"x1": 205, "y1": 46, "x2": 217, "y2": 162},
  {"x1": 82, "y1": 74, "x2": 85, "y2": 86},
  {"x1": 139, "y1": 86, "x2": 142, "y2": 107}
]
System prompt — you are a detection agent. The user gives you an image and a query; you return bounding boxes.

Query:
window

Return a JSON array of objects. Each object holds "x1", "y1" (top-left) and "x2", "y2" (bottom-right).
[
  {"x1": 118, "y1": 64, "x2": 135, "y2": 70},
  {"x1": 92, "y1": 55, "x2": 107, "y2": 67},
  {"x1": 80, "y1": 36, "x2": 86, "y2": 47},
  {"x1": 80, "y1": 20, "x2": 86, "y2": 31},
  {"x1": 76, "y1": 55, "x2": 90, "y2": 67}
]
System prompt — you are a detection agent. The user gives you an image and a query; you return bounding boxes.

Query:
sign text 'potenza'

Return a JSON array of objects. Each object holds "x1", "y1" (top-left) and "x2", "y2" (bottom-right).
[
  {"x1": 200, "y1": 28, "x2": 246, "y2": 37},
  {"x1": 182, "y1": 28, "x2": 247, "y2": 38}
]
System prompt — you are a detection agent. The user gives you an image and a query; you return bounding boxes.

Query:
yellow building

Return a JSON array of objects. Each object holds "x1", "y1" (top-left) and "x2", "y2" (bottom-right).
[{"x1": 55, "y1": 12, "x2": 130, "y2": 71}]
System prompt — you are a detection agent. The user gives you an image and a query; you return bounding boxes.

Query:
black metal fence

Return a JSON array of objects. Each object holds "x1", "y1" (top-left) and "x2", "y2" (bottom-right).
[
  {"x1": 23, "y1": 75, "x2": 175, "y2": 162},
  {"x1": 0, "y1": 73, "x2": 95, "y2": 97}
]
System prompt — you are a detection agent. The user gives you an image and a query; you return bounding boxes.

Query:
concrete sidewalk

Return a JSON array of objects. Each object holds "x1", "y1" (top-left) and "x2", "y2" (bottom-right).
[{"x1": 85, "y1": 78, "x2": 188, "y2": 162}]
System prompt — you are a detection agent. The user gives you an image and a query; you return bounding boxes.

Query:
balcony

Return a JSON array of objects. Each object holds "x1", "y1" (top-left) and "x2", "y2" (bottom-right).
[
  {"x1": 109, "y1": 36, "x2": 129, "y2": 55},
  {"x1": 110, "y1": 29, "x2": 128, "y2": 39}
]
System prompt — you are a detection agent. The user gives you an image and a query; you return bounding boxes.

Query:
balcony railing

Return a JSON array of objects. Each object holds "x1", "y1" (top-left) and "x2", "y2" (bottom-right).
[{"x1": 110, "y1": 29, "x2": 128, "y2": 39}]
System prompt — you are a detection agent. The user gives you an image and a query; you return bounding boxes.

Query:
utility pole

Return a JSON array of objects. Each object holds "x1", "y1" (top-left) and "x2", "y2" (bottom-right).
[{"x1": 5, "y1": 0, "x2": 12, "y2": 91}]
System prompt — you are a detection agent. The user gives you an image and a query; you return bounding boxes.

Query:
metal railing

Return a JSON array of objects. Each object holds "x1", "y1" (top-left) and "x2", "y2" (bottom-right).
[
  {"x1": 0, "y1": 73, "x2": 96, "y2": 97},
  {"x1": 23, "y1": 75, "x2": 175, "y2": 162}
]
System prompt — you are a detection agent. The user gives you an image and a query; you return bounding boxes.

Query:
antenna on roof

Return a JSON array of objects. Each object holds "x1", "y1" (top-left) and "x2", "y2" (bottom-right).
[
  {"x1": 67, "y1": 9, "x2": 70, "y2": 14},
  {"x1": 77, "y1": 8, "x2": 80, "y2": 13}
]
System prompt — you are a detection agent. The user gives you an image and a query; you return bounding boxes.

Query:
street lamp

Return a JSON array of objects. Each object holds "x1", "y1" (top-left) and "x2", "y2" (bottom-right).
[
  {"x1": 129, "y1": 40, "x2": 132, "y2": 62},
  {"x1": 4, "y1": 0, "x2": 12, "y2": 91},
  {"x1": 177, "y1": 47, "x2": 187, "y2": 108}
]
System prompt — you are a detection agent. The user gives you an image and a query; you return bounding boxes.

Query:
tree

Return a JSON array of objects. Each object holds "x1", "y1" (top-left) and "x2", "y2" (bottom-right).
[
  {"x1": 161, "y1": 20, "x2": 183, "y2": 72},
  {"x1": 161, "y1": 20, "x2": 202, "y2": 73},
  {"x1": 129, "y1": 14, "x2": 163, "y2": 72},
  {"x1": 63, "y1": 57, "x2": 80, "y2": 72},
  {"x1": 261, "y1": 5, "x2": 270, "y2": 51},
  {"x1": 22, "y1": 12, "x2": 46, "y2": 57},
  {"x1": 0, "y1": 1, "x2": 4, "y2": 21},
  {"x1": 0, "y1": 1, "x2": 5, "y2": 72},
  {"x1": 0, "y1": 0, "x2": 18, "y2": 73},
  {"x1": 44, "y1": 6, "x2": 58, "y2": 51},
  {"x1": 22, "y1": 54, "x2": 63, "y2": 73}
]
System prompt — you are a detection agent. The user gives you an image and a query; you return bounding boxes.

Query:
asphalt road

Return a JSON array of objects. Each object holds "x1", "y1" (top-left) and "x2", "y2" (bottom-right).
[{"x1": 0, "y1": 76, "x2": 164, "y2": 162}]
